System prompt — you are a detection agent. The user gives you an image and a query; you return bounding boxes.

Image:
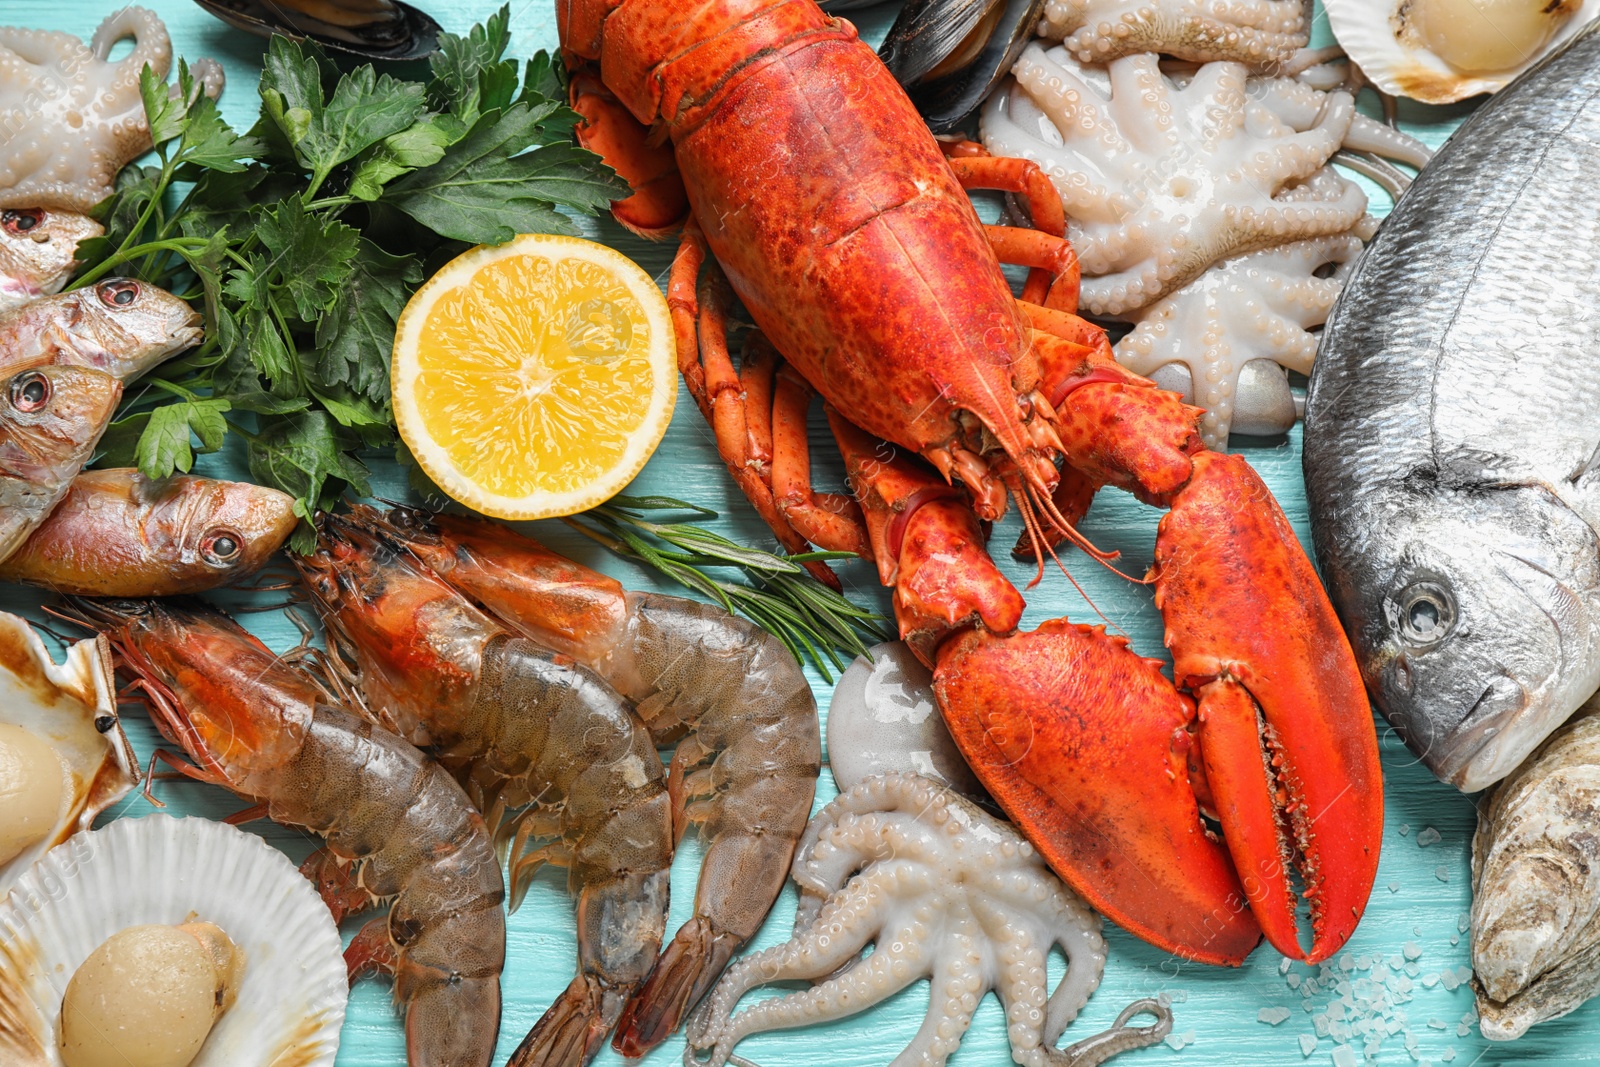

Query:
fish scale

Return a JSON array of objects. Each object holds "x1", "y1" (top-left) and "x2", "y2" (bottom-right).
[{"x1": 1306, "y1": 20, "x2": 1600, "y2": 794}]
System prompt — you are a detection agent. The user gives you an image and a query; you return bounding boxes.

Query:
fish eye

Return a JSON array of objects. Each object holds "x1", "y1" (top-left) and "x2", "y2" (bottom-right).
[
  {"x1": 200, "y1": 528, "x2": 243, "y2": 566},
  {"x1": 9, "y1": 372, "x2": 50, "y2": 413},
  {"x1": 97, "y1": 279, "x2": 141, "y2": 308},
  {"x1": 2, "y1": 209, "x2": 42, "y2": 235},
  {"x1": 1395, "y1": 581, "x2": 1456, "y2": 647}
]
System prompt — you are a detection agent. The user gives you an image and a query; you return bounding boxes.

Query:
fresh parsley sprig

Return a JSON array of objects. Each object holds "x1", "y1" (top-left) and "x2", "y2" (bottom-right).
[
  {"x1": 566, "y1": 496, "x2": 890, "y2": 680},
  {"x1": 70, "y1": 8, "x2": 626, "y2": 550}
]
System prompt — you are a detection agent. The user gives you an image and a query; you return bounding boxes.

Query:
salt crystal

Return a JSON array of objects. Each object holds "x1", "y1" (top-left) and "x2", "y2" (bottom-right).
[
  {"x1": 1413, "y1": 925, "x2": 1423, "y2": 937},
  {"x1": 1332, "y1": 1047, "x2": 1358, "y2": 1067},
  {"x1": 1314, "y1": 1014, "x2": 1330, "y2": 1037},
  {"x1": 1403, "y1": 941, "x2": 1422, "y2": 961},
  {"x1": 1358, "y1": 955, "x2": 1373, "y2": 970},
  {"x1": 1405, "y1": 963, "x2": 1420, "y2": 977},
  {"x1": 1399, "y1": 824, "x2": 1411, "y2": 836},
  {"x1": 1418, "y1": 827, "x2": 1441, "y2": 847},
  {"x1": 1157, "y1": 992, "x2": 1171, "y2": 1008},
  {"x1": 1281, "y1": 957, "x2": 1293, "y2": 975},
  {"x1": 1389, "y1": 882, "x2": 1401, "y2": 893},
  {"x1": 1440, "y1": 970, "x2": 1461, "y2": 991},
  {"x1": 1441, "y1": 1049, "x2": 1456, "y2": 1062},
  {"x1": 1428, "y1": 1018, "x2": 1447, "y2": 1030},
  {"x1": 1422, "y1": 973, "x2": 1440, "y2": 989},
  {"x1": 1457, "y1": 914, "x2": 1470, "y2": 933},
  {"x1": 1461, "y1": 1011, "x2": 1477, "y2": 1024},
  {"x1": 1300, "y1": 1034, "x2": 1318, "y2": 1057},
  {"x1": 1339, "y1": 954, "x2": 1355, "y2": 972},
  {"x1": 1289, "y1": 974, "x2": 1303, "y2": 989},
  {"x1": 1456, "y1": 1023, "x2": 1470, "y2": 1036},
  {"x1": 1169, "y1": 990, "x2": 1189, "y2": 1004},
  {"x1": 1164, "y1": 1032, "x2": 1187, "y2": 1051},
  {"x1": 1436, "y1": 866, "x2": 1450, "y2": 882},
  {"x1": 1330, "y1": 1020, "x2": 1352, "y2": 1042},
  {"x1": 1387, "y1": 1018, "x2": 1404, "y2": 1035},
  {"x1": 1260, "y1": 1007, "x2": 1293, "y2": 1026}
]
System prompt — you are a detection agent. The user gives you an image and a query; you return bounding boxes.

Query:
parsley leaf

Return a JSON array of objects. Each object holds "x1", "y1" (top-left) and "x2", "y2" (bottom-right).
[
  {"x1": 383, "y1": 102, "x2": 626, "y2": 243},
  {"x1": 427, "y1": 4, "x2": 513, "y2": 123},
  {"x1": 314, "y1": 240, "x2": 419, "y2": 402},
  {"x1": 256, "y1": 199, "x2": 361, "y2": 320},
  {"x1": 136, "y1": 398, "x2": 232, "y2": 478}
]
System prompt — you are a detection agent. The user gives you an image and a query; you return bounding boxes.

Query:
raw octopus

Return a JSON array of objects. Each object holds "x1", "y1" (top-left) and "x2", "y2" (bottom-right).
[
  {"x1": 0, "y1": 8, "x2": 223, "y2": 211},
  {"x1": 686, "y1": 772, "x2": 1172, "y2": 1067},
  {"x1": 981, "y1": 44, "x2": 1430, "y2": 443},
  {"x1": 1040, "y1": 0, "x2": 1310, "y2": 68}
]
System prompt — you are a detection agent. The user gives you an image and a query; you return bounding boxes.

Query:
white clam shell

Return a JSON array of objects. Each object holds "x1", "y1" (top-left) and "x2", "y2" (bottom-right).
[
  {"x1": 1325, "y1": 0, "x2": 1600, "y2": 103},
  {"x1": 0, "y1": 814, "x2": 347, "y2": 1067},
  {"x1": 0, "y1": 612, "x2": 137, "y2": 897},
  {"x1": 827, "y1": 641, "x2": 984, "y2": 797}
]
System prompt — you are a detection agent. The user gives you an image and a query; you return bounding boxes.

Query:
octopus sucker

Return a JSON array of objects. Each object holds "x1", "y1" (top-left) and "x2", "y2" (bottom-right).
[
  {"x1": 1039, "y1": 0, "x2": 1311, "y2": 68},
  {"x1": 0, "y1": 8, "x2": 223, "y2": 212},
  {"x1": 685, "y1": 773, "x2": 1172, "y2": 1067}
]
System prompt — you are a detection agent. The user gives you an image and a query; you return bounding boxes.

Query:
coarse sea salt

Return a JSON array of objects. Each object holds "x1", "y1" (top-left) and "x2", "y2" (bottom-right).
[
  {"x1": 1418, "y1": 827, "x2": 1441, "y2": 847},
  {"x1": 1299, "y1": 1033, "x2": 1317, "y2": 1057},
  {"x1": 1332, "y1": 1046, "x2": 1358, "y2": 1067},
  {"x1": 1260, "y1": 1007, "x2": 1292, "y2": 1025},
  {"x1": 1403, "y1": 941, "x2": 1422, "y2": 960},
  {"x1": 1436, "y1": 866, "x2": 1451, "y2": 882}
]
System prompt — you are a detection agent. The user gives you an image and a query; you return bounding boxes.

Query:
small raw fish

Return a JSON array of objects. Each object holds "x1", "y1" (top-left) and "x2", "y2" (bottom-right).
[
  {"x1": 0, "y1": 365, "x2": 120, "y2": 563},
  {"x1": 1304, "y1": 21, "x2": 1600, "y2": 791},
  {"x1": 0, "y1": 468, "x2": 296, "y2": 595},
  {"x1": 0, "y1": 209, "x2": 102, "y2": 312},
  {"x1": 1472, "y1": 695, "x2": 1600, "y2": 1040},
  {"x1": 0, "y1": 278, "x2": 201, "y2": 380}
]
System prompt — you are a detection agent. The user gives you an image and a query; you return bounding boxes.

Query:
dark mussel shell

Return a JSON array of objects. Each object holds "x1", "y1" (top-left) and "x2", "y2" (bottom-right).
[
  {"x1": 192, "y1": 0, "x2": 442, "y2": 60},
  {"x1": 880, "y1": 0, "x2": 1046, "y2": 132}
]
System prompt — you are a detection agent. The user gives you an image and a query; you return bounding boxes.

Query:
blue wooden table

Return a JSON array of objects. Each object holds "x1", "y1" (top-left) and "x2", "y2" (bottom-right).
[{"x1": 0, "y1": 0, "x2": 1548, "y2": 1063}]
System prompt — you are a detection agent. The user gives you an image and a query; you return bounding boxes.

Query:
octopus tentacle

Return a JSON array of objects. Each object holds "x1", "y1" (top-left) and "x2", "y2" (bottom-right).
[
  {"x1": 692, "y1": 774, "x2": 1162, "y2": 1067},
  {"x1": 1049, "y1": 999, "x2": 1175, "y2": 1066}
]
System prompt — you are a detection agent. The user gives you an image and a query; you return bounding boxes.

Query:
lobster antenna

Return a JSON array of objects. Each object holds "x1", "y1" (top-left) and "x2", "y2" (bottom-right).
[{"x1": 1012, "y1": 476, "x2": 1126, "y2": 634}]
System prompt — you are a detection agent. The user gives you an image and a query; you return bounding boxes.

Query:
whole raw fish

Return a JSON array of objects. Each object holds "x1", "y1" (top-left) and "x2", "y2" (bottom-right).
[
  {"x1": 1304, "y1": 21, "x2": 1600, "y2": 792},
  {"x1": 0, "y1": 365, "x2": 120, "y2": 562},
  {"x1": 0, "y1": 468, "x2": 297, "y2": 595},
  {"x1": 1472, "y1": 695, "x2": 1600, "y2": 1040},
  {"x1": 0, "y1": 278, "x2": 201, "y2": 380},
  {"x1": 0, "y1": 208, "x2": 101, "y2": 312}
]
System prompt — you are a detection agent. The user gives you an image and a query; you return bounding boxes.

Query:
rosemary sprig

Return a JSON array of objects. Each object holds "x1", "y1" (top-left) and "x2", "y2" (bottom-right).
[{"x1": 565, "y1": 495, "x2": 888, "y2": 681}]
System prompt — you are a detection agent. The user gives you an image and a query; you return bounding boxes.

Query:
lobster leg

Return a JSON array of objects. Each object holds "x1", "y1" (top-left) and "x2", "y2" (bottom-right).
[
  {"x1": 944, "y1": 142, "x2": 1079, "y2": 309},
  {"x1": 770, "y1": 363, "x2": 872, "y2": 557},
  {"x1": 668, "y1": 230, "x2": 844, "y2": 590}
]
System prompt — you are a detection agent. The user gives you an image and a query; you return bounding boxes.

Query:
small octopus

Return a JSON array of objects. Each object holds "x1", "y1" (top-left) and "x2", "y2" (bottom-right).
[
  {"x1": 1041, "y1": 0, "x2": 1311, "y2": 70},
  {"x1": 685, "y1": 772, "x2": 1173, "y2": 1067},
  {"x1": 0, "y1": 8, "x2": 223, "y2": 212}
]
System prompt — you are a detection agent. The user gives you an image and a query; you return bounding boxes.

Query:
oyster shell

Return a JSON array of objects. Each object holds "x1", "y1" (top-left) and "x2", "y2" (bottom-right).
[
  {"x1": 1325, "y1": 0, "x2": 1600, "y2": 103},
  {"x1": 0, "y1": 814, "x2": 348, "y2": 1066},
  {"x1": 0, "y1": 613, "x2": 136, "y2": 898}
]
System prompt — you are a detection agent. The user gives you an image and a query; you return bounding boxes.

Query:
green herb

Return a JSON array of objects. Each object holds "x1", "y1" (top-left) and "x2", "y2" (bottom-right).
[
  {"x1": 71, "y1": 8, "x2": 626, "y2": 548},
  {"x1": 566, "y1": 496, "x2": 889, "y2": 680}
]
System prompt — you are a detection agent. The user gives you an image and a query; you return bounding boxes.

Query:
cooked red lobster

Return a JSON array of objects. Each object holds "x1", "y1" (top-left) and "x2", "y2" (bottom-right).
[{"x1": 559, "y1": 0, "x2": 1383, "y2": 1055}]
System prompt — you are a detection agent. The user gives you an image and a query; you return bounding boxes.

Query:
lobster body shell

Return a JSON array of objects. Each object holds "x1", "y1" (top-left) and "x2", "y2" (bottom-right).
[{"x1": 563, "y1": 0, "x2": 1042, "y2": 476}]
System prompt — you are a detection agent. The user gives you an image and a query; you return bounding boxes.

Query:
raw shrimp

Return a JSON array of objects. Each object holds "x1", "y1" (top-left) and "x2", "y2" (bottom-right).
[
  {"x1": 293, "y1": 515, "x2": 675, "y2": 1067},
  {"x1": 0, "y1": 278, "x2": 200, "y2": 379},
  {"x1": 0, "y1": 468, "x2": 296, "y2": 594},
  {"x1": 0, "y1": 364, "x2": 119, "y2": 562},
  {"x1": 61, "y1": 597, "x2": 506, "y2": 1067},
  {"x1": 345, "y1": 505, "x2": 822, "y2": 1056}
]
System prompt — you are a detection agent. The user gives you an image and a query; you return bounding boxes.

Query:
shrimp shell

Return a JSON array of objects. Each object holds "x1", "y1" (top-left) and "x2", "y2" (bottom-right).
[{"x1": 64, "y1": 597, "x2": 506, "y2": 1067}]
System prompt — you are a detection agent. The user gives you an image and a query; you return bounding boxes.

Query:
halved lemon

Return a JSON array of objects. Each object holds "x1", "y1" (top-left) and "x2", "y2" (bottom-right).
[{"x1": 392, "y1": 234, "x2": 675, "y2": 519}]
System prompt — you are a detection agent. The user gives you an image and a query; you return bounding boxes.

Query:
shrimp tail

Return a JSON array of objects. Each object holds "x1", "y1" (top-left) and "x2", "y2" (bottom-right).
[
  {"x1": 611, "y1": 916, "x2": 743, "y2": 1057},
  {"x1": 401, "y1": 968, "x2": 503, "y2": 1067},
  {"x1": 507, "y1": 974, "x2": 622, "y2": 1067}
]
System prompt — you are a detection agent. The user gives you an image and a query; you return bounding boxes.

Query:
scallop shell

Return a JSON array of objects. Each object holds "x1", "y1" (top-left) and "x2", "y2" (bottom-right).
[
  {"x1": 1326, "y1": 0, "x2": 1600, "y2": 103},
  {"x1": 0, "y1": 814, "x2": 347, "y2": 1067},
  {"x1": 0, "y1": 613, "x2": 137, "y2": 897}
]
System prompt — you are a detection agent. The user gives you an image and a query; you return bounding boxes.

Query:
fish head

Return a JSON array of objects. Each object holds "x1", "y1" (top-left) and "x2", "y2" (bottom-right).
[
  {"x1": 1336, "y1": 482, "x2": 1600, "y2": 792},
  {"x1": 142, "y1": 475, "x2": 299, "y2": 586},
  {"x1": 0, "y1": 209, "x2": 104, "y2": 308},
  {"x1": 0, "y1": 365, "x2": 121, "y2": 461},
  {"x1": 64, "y1": 279, "x2": 203, "y2": 379}
]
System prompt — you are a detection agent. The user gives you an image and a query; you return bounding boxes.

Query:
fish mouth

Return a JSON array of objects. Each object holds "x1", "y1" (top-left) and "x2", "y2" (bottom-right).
[{"x1": 1426, "y1": 674, "x2": 1529, "y2": 790}]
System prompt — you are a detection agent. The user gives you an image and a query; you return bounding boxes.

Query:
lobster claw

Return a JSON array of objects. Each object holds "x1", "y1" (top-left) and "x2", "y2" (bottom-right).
[
  {"x1": 933, "y1": 621, "x2": 1265, "y2": 966},
  {"x1": 1154, "y1": 452, "x2": 1383, "y2": 963}
]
